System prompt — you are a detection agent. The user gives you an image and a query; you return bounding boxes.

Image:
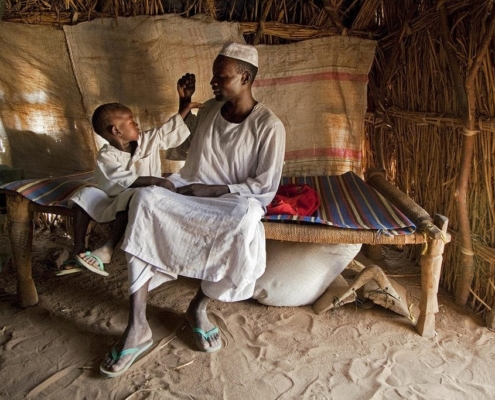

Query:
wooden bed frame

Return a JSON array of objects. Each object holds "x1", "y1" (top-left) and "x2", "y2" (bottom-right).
[{"x1": 3, "y1": 168, "x2": 450, "y2": 338}]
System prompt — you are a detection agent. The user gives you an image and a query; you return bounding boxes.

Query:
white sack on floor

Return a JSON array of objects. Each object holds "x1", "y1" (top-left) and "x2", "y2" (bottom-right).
[{"x1": 252, "y1": 240, "x2": 362, "y2": 307}]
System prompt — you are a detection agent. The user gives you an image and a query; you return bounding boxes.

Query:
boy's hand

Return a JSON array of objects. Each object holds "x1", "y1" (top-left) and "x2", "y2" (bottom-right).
[
  {"x1": 177, "y1": 73, "x2": 196, "y2": 100},
  {"x1": 157, "y1": 178, "x2": 176, "y2": 192},
  {"x1": 177, "y1": 184, "x2": 229, "y2": 197}
]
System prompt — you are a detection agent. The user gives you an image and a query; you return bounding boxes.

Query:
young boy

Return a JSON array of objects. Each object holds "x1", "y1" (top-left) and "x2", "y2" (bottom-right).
[{"x1": 59, "y1": 75, "x2": 201, "y2": 276}]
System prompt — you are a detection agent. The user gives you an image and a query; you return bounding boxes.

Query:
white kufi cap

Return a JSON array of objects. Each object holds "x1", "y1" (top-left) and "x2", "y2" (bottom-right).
[{"x1": 218, "y1": 42, "x2": 258, "y2": 68}]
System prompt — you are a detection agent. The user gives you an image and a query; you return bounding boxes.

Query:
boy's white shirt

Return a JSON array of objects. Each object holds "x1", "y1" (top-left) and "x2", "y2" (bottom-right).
[
  {"x1": 70, "y1": 113, "x2": 189, "y2": 222},
  {"x1": 95, "y1": 113, "x2": 188, "y2": 196}
]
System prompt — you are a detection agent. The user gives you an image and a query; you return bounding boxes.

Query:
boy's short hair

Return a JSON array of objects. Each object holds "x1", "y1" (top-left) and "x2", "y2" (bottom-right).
[{"x1": 92, "y1": 103, "x2": 131, "y2": 137}]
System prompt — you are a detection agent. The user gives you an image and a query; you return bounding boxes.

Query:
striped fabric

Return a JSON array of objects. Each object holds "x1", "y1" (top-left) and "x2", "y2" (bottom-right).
[
  {"x1": 263, "y1": 172, "x2": 416, "y2": 236},
  {"x1": 0, "y1": 171, "x2": 415, "y2": 235},
  {"x1": 0, "y1": 172, "x2": 96, "y2": 207},
  {"x1": 253, "y1": 37, "x2": 376, "y2": 178}
]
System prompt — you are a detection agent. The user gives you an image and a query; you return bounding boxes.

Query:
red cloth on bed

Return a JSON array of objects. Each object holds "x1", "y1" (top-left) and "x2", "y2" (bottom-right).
[{"x1": 266, "y1": 184, "x2": 320, "y2": 216}]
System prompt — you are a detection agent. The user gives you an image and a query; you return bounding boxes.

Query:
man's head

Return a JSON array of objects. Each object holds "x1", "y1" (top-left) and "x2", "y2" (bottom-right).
[
  {"x1": 92, "y1": 103, "x2": 140, "y2": 143},
  {"x1": 210, "y1": 42, "x2": 259, "y2": 102}
]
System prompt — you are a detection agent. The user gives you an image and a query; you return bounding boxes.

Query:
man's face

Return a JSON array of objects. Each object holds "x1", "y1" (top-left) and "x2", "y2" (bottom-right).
[
  {"x1": 210, "y1": 56, "x2": 244, "y2": 102},
  {"x1": 112, "y1": 110, "x2": 140, "y2": 142}
]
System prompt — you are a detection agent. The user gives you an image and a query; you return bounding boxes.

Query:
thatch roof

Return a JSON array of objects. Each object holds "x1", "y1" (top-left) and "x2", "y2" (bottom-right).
[{"x1": 2, "y1": 0, "x2": 495, "y2": 320}]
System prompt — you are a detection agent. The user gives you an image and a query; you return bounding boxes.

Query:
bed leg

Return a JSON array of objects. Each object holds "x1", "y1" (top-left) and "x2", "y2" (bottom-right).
[
  {"x1": 364, "y1": 244, "x2": 383, "y2": 260},
  {"x1": 6, "y1": 193, "x2": 38, "y2": 307},
  {"x1": 416, "y1": 214, "x2": 449, "y2": 337}
]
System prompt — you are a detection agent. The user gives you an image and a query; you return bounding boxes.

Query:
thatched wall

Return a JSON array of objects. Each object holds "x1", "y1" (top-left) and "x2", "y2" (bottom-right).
[{"x1": 2, "y1": 0, "x2": 495, "y2": 317}]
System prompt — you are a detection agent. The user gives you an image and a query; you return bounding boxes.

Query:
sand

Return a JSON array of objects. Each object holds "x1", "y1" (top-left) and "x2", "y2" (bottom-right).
[{"x1": 1, "y1": 223, "x2": 495, "y2": 400}]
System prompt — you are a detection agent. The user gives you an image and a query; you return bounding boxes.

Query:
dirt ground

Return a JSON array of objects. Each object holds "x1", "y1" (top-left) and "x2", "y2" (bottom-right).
[{"x1": 1, "y1": 219, "x2": 495, "y2": 400}]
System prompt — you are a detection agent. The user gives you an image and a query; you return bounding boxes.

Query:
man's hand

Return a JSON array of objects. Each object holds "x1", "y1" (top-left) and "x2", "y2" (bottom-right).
[
  {"x1": 177, "y1": 73, "x2": 196, "y2": 100},
  {"x1": 177, "y1": 184, "x2": 229, "y2": 197}
]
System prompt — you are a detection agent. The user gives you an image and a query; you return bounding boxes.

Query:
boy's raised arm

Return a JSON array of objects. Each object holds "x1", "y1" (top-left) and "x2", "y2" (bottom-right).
[{"x1": 177, "y1": 72, "x2": 203, "y2": 120}]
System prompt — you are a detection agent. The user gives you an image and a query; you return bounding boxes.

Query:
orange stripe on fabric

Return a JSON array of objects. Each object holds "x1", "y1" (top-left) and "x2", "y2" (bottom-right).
[
  {"x1": 254, "y1": 71, "x2": 369, "y2": 87},
  {"x1": 285, "y1": 148, "x2": 362, "y2": 160}
]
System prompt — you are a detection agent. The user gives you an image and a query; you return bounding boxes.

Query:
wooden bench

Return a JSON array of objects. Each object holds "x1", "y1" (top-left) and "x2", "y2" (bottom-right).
[{"x1": 1, "y1": 168, "x2": 450, "y2": 338}]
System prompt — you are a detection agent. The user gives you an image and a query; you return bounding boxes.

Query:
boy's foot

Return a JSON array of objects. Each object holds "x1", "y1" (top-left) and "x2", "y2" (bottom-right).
[
  {"x1": 77, "y1": 246, "x2": 113, "y2": 266},
  {"x1": 76, "y1": 251, "x2": 109, "y2": 276},
  {"x1": 55, "y1": 258, "x2": 84, "y2": 276}
]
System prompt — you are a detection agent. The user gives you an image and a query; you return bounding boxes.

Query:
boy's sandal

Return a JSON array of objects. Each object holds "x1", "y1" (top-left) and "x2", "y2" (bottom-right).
[
  {"x1": 55, "y1": 259, "x2": 84, "y2": 276},
  {"x1": 75, "y1": 251, "x2": 109, "y2": 277}
]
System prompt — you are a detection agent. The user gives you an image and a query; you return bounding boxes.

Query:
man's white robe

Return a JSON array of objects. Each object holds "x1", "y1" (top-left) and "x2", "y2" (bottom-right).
[{"x1": 122, "y1": 100, "x2": 286, "y2": 301}]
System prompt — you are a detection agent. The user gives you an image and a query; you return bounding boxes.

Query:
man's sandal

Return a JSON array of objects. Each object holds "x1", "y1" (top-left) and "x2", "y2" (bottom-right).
[
  {"x1": 100, "y1": 339, "x2": 153, "y2": 378},
  {"x1": 192, "y1": 326, "x2": 222, "y2": 353}
]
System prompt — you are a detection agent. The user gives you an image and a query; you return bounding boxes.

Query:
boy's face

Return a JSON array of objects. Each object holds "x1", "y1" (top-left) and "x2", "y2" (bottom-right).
[{"x1": 112, "y1": 109, "x2": 140, "y2": 142}]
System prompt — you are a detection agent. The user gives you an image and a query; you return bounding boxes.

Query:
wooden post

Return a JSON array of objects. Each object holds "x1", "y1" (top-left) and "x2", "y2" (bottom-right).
[
  {"x1": 363, "y1": 244, "x2": 382, "y2": 261},
  {"x1": 6, "y1": 193, "x2": 38, "y2": 307},
  {"x1": 486, "y1": 302, "x2": 495, "y2": 331},
  {"x1": 416, "y1": 214, "x2": 449, "y2": 337}
]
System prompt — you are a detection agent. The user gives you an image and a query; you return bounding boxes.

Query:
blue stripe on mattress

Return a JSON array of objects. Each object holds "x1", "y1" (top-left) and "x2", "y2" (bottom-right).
[
  {"x1": 0, "y1": 171, "x2": 415, "y2": 235},
  {"x1": 263, "y1": 172, "x2": 416, "y2": 236},
  {"x1": 0, "y1": 172, "x2": 96, "y2": 207}
]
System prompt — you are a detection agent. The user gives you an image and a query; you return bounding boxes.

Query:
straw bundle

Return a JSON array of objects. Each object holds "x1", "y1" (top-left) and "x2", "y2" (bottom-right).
[{"x1": 2, "y1": 0, "x2": 495, "y2": 316}]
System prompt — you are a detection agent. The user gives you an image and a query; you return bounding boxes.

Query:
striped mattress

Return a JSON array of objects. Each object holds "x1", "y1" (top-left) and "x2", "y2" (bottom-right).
[
  {"x1": 0, "y1": 171, "x2": 415, "y2": 235},
  {"x1": 0, "y1": 172, "x2": 96, "y2": 208},
  {"x1": 263, "y1": 172, "x2": 416, "y2": 236}
]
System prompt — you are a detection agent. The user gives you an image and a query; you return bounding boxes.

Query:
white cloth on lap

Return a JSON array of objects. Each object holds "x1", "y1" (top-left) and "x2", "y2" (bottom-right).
[{"x1": 123, "y1": 186, "x2": 266, "y2": 302}]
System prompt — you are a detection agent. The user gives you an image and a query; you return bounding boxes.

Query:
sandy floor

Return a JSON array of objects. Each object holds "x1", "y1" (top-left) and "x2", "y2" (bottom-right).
[{"x1": 1, "y1": 223, "x2": 495, "y2": 400}]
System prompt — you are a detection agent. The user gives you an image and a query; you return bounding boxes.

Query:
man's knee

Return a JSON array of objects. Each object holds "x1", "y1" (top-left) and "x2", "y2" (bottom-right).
[{"x1": 130, "y1": 187, "x2": 155, "y2": 208}]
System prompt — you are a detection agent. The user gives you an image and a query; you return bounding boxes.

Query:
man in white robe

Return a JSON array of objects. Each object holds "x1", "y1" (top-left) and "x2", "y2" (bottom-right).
[{"x1": 100, "y1": 42, "x2": 286, "y2": 377}]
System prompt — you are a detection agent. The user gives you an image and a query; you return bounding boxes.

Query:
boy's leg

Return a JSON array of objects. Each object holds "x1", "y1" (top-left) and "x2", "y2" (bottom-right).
[
  {"x1": 72, "y1": 204, "x2": 91, "y2": 256},
  {"x1": 186, "y1": 286, "x2": 222, "y2": 351},
  {"x1": 58, "y1": 204, "x2": 91, "y2": 272},
  {"x1": 78, "y1": 210, "x2": 128, "y2": 266},
  {"x1": 100, "y1": 278, "x2": 153, "y2": 373}
]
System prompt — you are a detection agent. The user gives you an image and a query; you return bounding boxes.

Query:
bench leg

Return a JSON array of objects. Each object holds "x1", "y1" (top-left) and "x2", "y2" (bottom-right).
[
  {"x1": 7, "y1": 194, "x2": 38, "y2": 307},
  {"x1": 416, "y1": 215, "x2": 449, "y2": 337}
]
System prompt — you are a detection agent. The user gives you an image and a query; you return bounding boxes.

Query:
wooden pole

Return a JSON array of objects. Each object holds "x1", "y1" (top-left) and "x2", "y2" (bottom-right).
[
  {"x1": 322, "y1": 0, "x2": 346, "y2": 35},
  {"x1": 6, "y1": 193, "x2": 38, "y2": 307},
  {"x1": 438, "y1": 2, "x2": 495, "y2": 306},
  {"x1": 253, "y1": 0, "x2": 274, "y2": 45},
  {"x1": 416, "y1": 214, "x2": 449, "y2": 337}
]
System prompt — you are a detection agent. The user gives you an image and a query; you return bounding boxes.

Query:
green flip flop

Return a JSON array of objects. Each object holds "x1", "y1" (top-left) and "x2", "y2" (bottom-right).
[
  {"x1": 55, "y1": 259, "x2": 84, "y2": 276},
  {"x1": 76, "y1": 251, "x2": 109, "y2": 277},
  {"x1": 192, "y1": 326, "x2": 222, "y2": 353},
  {"x1": 100, "y1": 339, "x2": 153, "y2": 378}
]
